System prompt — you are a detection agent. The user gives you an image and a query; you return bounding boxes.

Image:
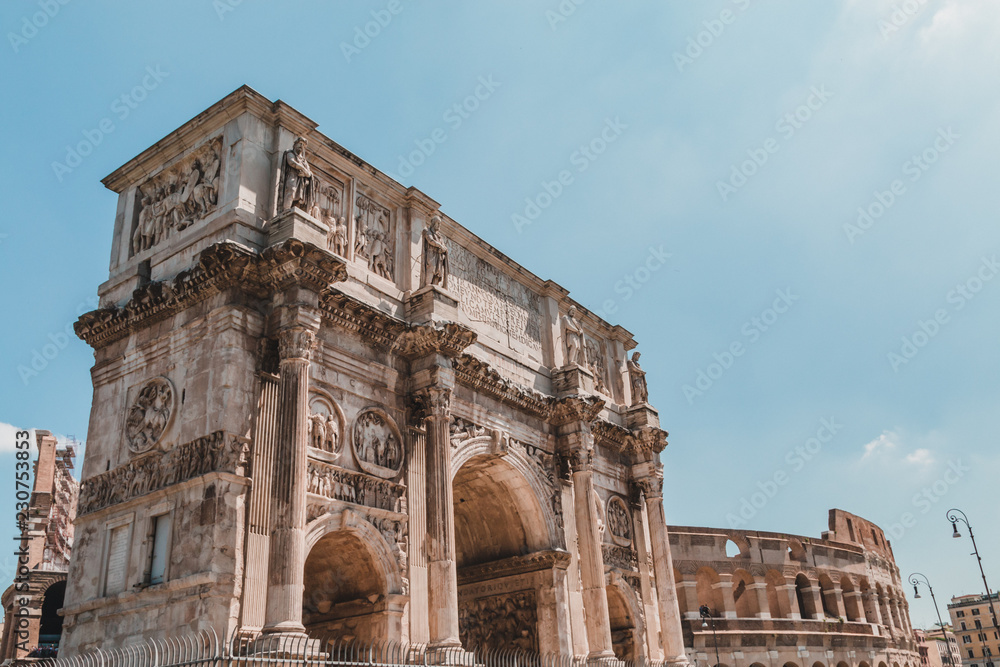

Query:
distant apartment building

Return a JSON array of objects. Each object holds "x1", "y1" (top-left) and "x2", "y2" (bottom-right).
[
  {"x1": 949, "y1": 594, "x2": 1000, "y2": 667},
  {"x1": 916, "y1": 627, "x2": 962, "y2": 667},
  {"x1": 0, "y1": 431, "x2": 80, "y2": 661}
]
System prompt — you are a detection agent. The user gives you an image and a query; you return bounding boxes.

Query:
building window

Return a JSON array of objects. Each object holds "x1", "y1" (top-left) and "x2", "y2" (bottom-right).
[
  {"x1": 970, "y1": 650, "x2": 976, "y2": 659},
  {"x1": 104, "y1": 523, "x2": 131, "y2": 596},
  {"x1": 958, "y1": 611, "x2": 966, "y2": 617},
  {"x1": 973, "y1": 609, "x2": 981, "y2": 615},
  {"x1": 964, "y1": 622, "x2": 969, "y2": 630},
  {"x1": 977, "y1": 620, "x2": 983, "y2": 629},
  {"x1": 966, "y1": 636, "x2": 973, "y2": 644},
  {"x1": 145, "y1": 513, "x2": 172, "y2": 586}
]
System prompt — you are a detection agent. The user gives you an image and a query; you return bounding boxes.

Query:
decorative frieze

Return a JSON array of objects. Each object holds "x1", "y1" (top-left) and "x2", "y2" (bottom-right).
[
  {"x1": 306, "y1": 459, "x2": 405, "y2": 513},
  {"x1": 392, "y1": 322, "x2": 477, "y2": 360},
  {"x1": 452, "y1": 354, "x2": 555, "y2": 419},
  {"x1": 78, "y1": 431, "x2": 250, "y2": 515},
  {"x1": 318, "y1": 290, "x2": 406, "y2": 349}
]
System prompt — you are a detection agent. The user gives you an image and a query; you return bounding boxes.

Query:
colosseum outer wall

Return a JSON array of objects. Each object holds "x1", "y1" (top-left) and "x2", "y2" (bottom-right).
[{"x1": 668, "y1": 509, "x2": 918, "y2": 667}]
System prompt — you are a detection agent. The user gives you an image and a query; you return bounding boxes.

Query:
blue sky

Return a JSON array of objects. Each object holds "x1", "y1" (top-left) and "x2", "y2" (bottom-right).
[{"x1": 2, "y1": 0, "x2": 999, "y2": 630}]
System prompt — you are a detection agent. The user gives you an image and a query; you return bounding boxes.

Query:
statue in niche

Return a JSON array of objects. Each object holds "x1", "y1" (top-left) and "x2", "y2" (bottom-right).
[
  {"x1": 279, "y1": 136, "x2": 314, "y2": 213},
  {"x1": 562, "y1": 306, "x2": 584, "y2": 366},
  {"x1": 627, "y1": 351, "x2": 649, "y2": 404},
  {"x1": 369, "y1": 229, "x2": 392, "y2": 279},
  {"x1": 328, "y1": 216, "x2": 348, "y2": 256},
  {"x1": 421, "y1": 215, "x2": 449, "y2": 289}
]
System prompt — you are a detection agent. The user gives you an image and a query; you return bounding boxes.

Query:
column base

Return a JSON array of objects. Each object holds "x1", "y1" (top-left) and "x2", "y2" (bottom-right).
[
  {"x1": 249, "y1": 631, "x2": 316, "y2": 659},
  {"x1": 424, "y1": 644, "x2": 474, "y2": 665},
  {"x1": 586, "y1": 650, "x2": 620, "y2": 665}
]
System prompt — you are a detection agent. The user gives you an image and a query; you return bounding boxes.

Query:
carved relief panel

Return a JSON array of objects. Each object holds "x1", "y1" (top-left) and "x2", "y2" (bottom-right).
[
  {"x1": 606, "y1": 495, "x2": 633, "y2": 546},
  {"x1": 459, "y1": 590, "x2": 538, "y2": 653},
  {"x1": 351, "y1": 408, "x2": 404, "y2": 478},
  {"x1": 353, "y1": 193, "x2": 394, "y2": 281},
  {"x1": 307, "y1": 393, "x2": 344, "y2": 462},
  {"x1": 125, "y1": 376, "x2": 176, "y2": 454},
  {"x1": 129, "y1": 136, "x2": 223, "y2": 257},
  {"x1": 585, "y1": 336, "x2": 610, "y2": 396},
  {"x1": 311, "y1": 175, "x2": 348, "y2": 257}
]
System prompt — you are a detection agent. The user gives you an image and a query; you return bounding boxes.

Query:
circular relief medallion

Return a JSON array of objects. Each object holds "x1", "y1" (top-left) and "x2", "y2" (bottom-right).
[
  {"x1": 307, "y1": 394, "x2": 343, "y2": 459},
  {"x1": 606, "y1": 495, "x2": 633, "y2": 546},
  {"x1": 352, "y1": 408, "x2": 404, "y2": 478},
  {"x1": 125, "y1": 377, "x2": 175, "y2": 453}
]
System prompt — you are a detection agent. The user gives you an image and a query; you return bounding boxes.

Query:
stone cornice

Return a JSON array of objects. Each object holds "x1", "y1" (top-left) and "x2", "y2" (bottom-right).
[
  {"x1": 550, "y1": 395, "x2": 605, "y2": 426},
  {"x1": 75, "y1": 240, "x2": 345, "y2": 349},
  {"x1": 452, "y1": 353, "x2": 555, "y2": 419},
  {"x1": 627, "y1": 425, "x2": 669, "y2": 454},
  {"x1": 392, "y1": 322, "x2": 477, "y2": 360},
  {"x1": 103, "y1": 86, "x2": 291, "y2": 193},
  {"x1": 593, "y1": 420, "x2": 634, "y2": 451},
  {"x1": 317, "y1": 290, "x2": 406, "y2": 349},
  {"x1": 457, "y1": 549, "x2": 572, "y2": 585}
]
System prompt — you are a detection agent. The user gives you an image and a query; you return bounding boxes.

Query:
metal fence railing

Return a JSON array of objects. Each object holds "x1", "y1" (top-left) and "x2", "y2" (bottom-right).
[{"x1": 28, "y1": 630, "x2": 668, "y2": 667}]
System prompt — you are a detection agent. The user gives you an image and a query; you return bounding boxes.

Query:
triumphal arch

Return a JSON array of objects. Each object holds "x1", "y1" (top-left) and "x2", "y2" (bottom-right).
[{"x1": 63, "y1": 86, "x2": 688, "y2": 662}]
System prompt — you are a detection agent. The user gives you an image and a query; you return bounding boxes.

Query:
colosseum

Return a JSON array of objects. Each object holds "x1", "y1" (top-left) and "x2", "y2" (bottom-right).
[{"x1": 668, "y1": 510, "x2": 917, "y2": 667}]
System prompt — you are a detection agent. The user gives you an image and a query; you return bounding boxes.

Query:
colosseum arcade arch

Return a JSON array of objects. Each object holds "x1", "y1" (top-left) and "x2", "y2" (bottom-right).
[
  {"x1": 452, "y1": 452, "x2": 564, "y2": 653},
  {"x1": 302, "y1": 510, "x2": 405, "y2": 642}
]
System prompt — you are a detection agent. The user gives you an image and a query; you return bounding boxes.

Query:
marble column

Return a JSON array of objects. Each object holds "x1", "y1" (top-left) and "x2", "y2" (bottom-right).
[
  {"x1": 262, "y1": 327, "x2": 314, "y2": 635},
  {"x1": 781, "y1": 584, "x2": 802, "y2": 620},
  {"x1": 750, "y1": 582, "x2": 772, "y2": 619},
  {"x1": 845, "y1": 590, "x2": 866, "y2": 622},
  {"x1": 714, "y1": 576, "x2": 737, "y2": 618},
  {"x1": 641, "y1": 473, "x2": 690, "y2": 665},
  {"x1": 570, "y1": 450, "x2": 615, "y2": 659},
  {"x1": 422, "y1": 386, "x2": 461, "y2": 648}
]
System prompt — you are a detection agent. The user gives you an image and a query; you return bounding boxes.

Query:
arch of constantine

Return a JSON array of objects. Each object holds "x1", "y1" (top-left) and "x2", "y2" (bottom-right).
[
  {"x1": 62, "y1": 86, "x2": 686, "y2": 662},
  {"x1": 59, "y1": 87, "x2": 918, "y2": 666}
]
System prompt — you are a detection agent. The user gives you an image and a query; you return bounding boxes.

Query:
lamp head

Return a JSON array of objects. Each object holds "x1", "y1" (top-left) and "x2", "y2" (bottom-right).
[
  {"x1": 913, "y1": 584, "x2": 921, "y2": 599},
  {"x1": 952, "y1": 521, "x2": 961, "y2": 539}
]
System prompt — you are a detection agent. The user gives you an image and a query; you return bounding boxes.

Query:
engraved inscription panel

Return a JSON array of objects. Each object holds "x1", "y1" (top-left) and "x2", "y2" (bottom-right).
[{"x1": 446, "y1": 239, "x2": 542, "y2": 355}]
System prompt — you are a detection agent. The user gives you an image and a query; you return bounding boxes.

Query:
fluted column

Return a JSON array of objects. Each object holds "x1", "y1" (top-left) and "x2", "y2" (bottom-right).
[
  {"x1": 262, "y1": 327, "x2": 314, "y2": 635},
  {"x1": 570, "y1": 448, "x2": 615, "y2": 659},
  {"x1": 640, "y1": 472, "x2": 690, "y2": 665},
  {"x1": 422, "y1": 386, "x2": 461, "y2": 648}
]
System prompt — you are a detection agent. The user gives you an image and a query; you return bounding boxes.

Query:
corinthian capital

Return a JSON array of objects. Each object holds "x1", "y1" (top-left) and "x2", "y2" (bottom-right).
[
  {"x1": 637, "y1": 468, "x2": 664, "y2": 500},
  {"x1": 414, "y1": 385, "x2": 451, "y2": 419},
  {"x1": 278, "y1": 327, "x2": 316, "y2": 360}
]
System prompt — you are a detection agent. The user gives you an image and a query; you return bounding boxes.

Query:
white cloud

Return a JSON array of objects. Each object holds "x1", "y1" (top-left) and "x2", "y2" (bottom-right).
[
  {"x1": 905, "y1": 448, "x2": 934, "y2": 465},
  {"x1": 0, "y1": 422, "x2": 32, "y2": 453},
  {"x1": 862, "y1": 430, "x2": 898, "y2": 460}
]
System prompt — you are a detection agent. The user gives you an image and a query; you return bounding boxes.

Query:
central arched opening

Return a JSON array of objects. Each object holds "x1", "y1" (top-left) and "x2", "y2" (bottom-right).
[
  {"x1": 453, "y1": 454, "x2": 552, "y2": 652},
  {"x1": 607, "y1": 585, "x2": 639, "y2": 661},
  {"x1": 302, "y1": 529, "x2": 388, "y2": 641}
]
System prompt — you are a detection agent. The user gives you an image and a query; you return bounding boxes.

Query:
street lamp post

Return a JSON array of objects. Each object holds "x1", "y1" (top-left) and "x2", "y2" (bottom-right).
[
  {"x1": 946, "y1": 509, "x2": 1000, "y2": 632},
  {"x1": 701, "y1": 605, "x2": 723, "y2": 667},
  {"x1": 909, "y1": 572, "x2": 950, "y2": 665}
]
